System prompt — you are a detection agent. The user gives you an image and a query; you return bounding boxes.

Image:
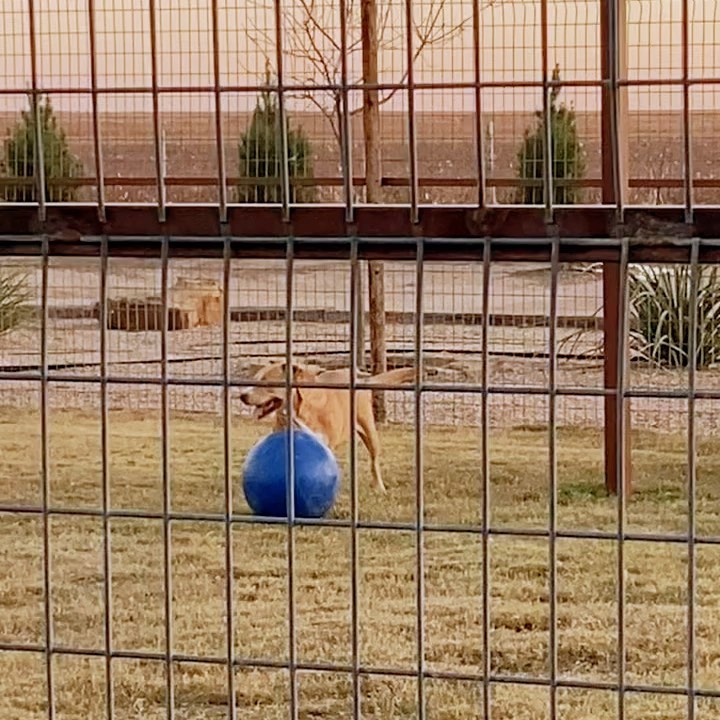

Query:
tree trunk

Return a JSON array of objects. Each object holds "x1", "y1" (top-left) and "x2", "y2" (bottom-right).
[
  {"x1": 355, "y1": 263, "x2": 365, "y2": 371},
  {"x1": 361, "y1": 0, "x2": 387, "y2": 422}
]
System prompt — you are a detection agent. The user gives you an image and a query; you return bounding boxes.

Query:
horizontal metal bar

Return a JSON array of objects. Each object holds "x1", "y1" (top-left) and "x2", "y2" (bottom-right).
[
  {"x1": 3, "y1": 373, "x2": 720, "y2": 402},
  {"x1": 0, "y1": 640, "x2": 719, "y2": 699},
  {"x1": 15, "y1": 306, "x2": 607, "y2": 332},
  {"x1": 2, "y1": 175, "x2": 719, "y2": 191},
  {"x1": 2, "y1": 206, "x2": 720, "y2": 246},
  {"x1": 1, "y1": 504, "x2": 718, "y2": 546},
  {"x1": 10, "y1": 233, "x2": 720, "y2": 250},
  {"x1": 0, "y1": 373, "x2": 474, "y2": 393},
  {"x1": 1, "y1": 76, "x2": 720, "y2": 97}
]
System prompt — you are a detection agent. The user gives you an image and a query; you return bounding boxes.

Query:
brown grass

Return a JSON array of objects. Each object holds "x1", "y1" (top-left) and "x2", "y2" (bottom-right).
[{"x1": 2, "y1": 407, "x2": 720, "y2": 719}]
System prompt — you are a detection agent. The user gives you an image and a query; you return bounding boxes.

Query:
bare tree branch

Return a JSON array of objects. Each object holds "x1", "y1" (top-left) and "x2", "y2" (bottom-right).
[
  {"x1": 367, "y1": 5, "x2": 472, "y2": 110},
  {"x1": 296, "y1": 0, "x2": 342, "y2": 54},
  {"x1": 376, "y1": 0, "x2": 395, "y2": 51},
  {"x1": 244, "y1": 0, "x2": 492, "y2": 147},
  {"x1": 292, "y1": 88, "x2": 342, "y2": 146},
  {"x1": 297, "y1": 16, "x2": 336, "y2": 85}
]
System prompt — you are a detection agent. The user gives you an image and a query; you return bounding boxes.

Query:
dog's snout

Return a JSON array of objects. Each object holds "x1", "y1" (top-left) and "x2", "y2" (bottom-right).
[{"x1": 239, "y1": 392, "x2": 250, "y2": 404}]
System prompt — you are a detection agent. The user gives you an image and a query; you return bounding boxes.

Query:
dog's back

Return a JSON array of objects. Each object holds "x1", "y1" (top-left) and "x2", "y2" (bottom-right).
[{"x1": 314, "y1": 366, "x2": 415, "y2": 386}]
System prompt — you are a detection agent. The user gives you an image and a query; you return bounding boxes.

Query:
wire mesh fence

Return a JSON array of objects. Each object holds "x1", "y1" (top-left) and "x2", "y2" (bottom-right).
[
  {"x1": 0, "y1": 0, "x2": 719, "y2": 210},
  {"x1": 1, "y1": 237, "x2": 720, "y2": 720},
  {"x1": 2, "y1": 1, "x2": 720, "y2": 719},
  {"x1": 0, "y1": 254, "x2": 640, "y2": 429},
  {"x1": 5, "y1": 252, "x2": 720, "y2": 433}
]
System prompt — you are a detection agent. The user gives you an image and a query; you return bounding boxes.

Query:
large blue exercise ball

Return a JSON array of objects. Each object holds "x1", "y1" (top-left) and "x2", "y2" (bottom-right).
[{"x1": 242, "y1": 429, "x2": 341, "y2": 518}]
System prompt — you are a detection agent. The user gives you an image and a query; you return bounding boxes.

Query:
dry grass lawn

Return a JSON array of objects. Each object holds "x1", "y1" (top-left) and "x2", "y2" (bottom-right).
[{"x1": 2, "y1": 405, "x2": 720, "y2": 719}]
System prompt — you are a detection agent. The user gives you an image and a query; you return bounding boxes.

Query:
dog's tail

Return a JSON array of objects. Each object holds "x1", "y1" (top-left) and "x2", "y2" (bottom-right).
[{"x1": 365, "y1": 367, "x2": 416, "y2": 386}]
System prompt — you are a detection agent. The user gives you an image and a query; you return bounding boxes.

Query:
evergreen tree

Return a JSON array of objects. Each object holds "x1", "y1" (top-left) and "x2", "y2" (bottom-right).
[
  {"x1": 1, "y1": 95, "x2": 84, "y2": 202},
  {"x1": 237, "y1": 68, "x2": 314, "y2": 203},
  {"x1": 516, "y1": 64, "x2": 586, "y2": 205}
]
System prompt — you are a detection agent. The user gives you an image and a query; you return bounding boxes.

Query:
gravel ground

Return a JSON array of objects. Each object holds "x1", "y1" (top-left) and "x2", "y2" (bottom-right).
[{"x1": 1, "y1": 258, "x2": 717, "y2": 434}]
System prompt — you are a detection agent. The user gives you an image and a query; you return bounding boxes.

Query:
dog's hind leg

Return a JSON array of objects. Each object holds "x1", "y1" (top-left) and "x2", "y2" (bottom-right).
[{"x1": 357, "y1": 423, "x2": 385, "y2": 493}]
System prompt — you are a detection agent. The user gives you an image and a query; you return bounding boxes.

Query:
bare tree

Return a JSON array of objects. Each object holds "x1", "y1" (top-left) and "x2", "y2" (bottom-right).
[
  {"x1": 249, "y1": 0, "x2": 471, "y2": 421},
  {"x1": 249, "y1": 0, "x2": 471, "y2": 145}
]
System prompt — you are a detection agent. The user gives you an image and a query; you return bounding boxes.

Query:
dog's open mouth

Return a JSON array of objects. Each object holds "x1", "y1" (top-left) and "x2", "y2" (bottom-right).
[{"x1": 254, "y1": 396, "x2": 283, "y2": 420}]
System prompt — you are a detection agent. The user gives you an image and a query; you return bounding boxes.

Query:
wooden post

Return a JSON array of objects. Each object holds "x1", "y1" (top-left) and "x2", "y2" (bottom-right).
[
  {"x1": 601, "y1": 0, "x2": 631, "y2": 496},
  {"x1": 602, "y1": 265, "x2": 632, "y2": 496},
  {"x1": 355, "y1": 260, "x2": 365, "y2": 371},
  {"x1": 362, "y1": 0, "x2": 387, "y2": 421}
]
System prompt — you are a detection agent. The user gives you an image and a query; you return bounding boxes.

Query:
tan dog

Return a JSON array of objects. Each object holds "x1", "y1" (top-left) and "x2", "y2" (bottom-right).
[{"x1": 239, "y1": 362, "x2": 415, "y2": 492}]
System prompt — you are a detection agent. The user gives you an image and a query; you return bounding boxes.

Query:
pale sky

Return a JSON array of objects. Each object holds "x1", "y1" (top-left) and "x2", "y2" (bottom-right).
[{"x1": 1, "y1": 0, "x2": 719, "y2": 113}]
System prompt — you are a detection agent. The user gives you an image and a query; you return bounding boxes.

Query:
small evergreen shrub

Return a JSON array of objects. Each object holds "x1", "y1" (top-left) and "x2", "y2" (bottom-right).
[
  {"x1": 1, "y1": 95, "x2": 84, "y2": 202},
  {"x1": 236, "y1": 84, "x2": 314, "y2": 204},
  {"x1": 516, "y1": 64, "x2": 586, "y2": 205}
]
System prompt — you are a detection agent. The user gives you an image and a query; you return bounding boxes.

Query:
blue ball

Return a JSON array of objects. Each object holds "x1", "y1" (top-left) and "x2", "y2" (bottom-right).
[{"x1": 242, "y1": 429, "x2": 341, "y2": 519}]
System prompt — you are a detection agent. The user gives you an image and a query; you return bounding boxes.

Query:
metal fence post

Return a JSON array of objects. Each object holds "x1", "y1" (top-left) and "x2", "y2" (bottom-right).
[{"x1": 601, "y1": 0, "x2": 631, "y2": 496}]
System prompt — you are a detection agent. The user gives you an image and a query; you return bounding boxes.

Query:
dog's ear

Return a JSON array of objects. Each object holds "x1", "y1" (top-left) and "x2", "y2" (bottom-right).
[
  {"x1": 243, "y1": 363, "x2": 267, "y2": 378},
  {"x1": 238, "y1": 362, "x2": 266, "y2": 382},
  {"x1": 280, "y1": 363, "x2": 316, "y2": 382}
]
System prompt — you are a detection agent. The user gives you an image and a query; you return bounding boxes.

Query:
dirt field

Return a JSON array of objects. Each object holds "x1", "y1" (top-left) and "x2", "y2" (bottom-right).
[
  {"x1": 1, "y1": 407, "x2": 719, "y2": 719},
  {"x1": 2, "y1": 109, "x2": 717, "y2": 205}
]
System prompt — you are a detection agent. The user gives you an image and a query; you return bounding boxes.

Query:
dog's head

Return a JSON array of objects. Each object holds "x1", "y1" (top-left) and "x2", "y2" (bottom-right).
[{"x1": 238, "y1": 362, "x2": 318, "y2": 420}]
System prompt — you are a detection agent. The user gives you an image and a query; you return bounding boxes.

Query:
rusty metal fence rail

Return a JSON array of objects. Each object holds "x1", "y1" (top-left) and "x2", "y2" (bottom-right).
[{"x1": 0, "y1": 0, "x2": 719, "y2": 220}]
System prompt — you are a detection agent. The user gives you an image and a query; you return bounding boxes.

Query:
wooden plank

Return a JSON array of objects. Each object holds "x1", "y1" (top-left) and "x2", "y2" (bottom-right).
[{"x1": 43, "y1": 304, "x2": 604, "y2": 330}]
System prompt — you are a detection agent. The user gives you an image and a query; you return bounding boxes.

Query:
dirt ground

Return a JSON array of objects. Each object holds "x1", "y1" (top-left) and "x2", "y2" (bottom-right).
[
  {"x1": 1, "y1": 408, "x2": 719, "y2": 719},
  {"x1": 0, "y1": 257, "x2": 715, "y2": 435},
  {"x1": 1, "y1": 109, "x2": 717, "y2": 205}
]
